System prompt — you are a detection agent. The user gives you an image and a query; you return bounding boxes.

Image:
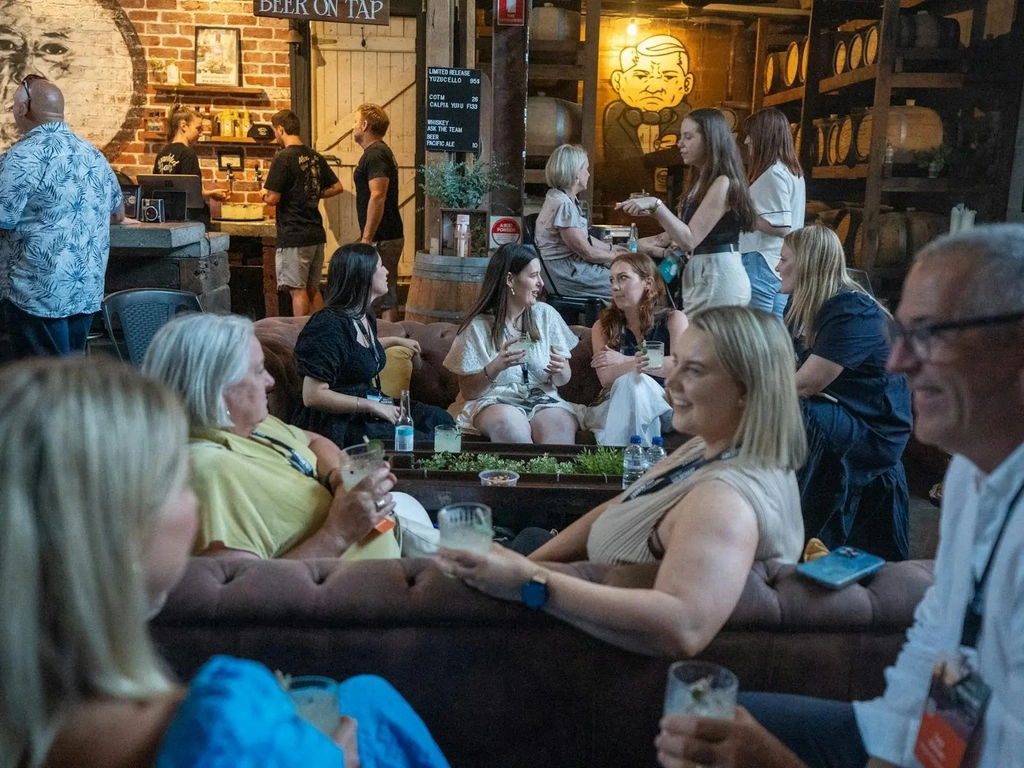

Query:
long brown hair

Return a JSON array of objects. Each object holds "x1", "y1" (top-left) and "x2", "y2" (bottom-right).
[
  {"x1": 678, "y1": 107, "x2": 756, "y2": 232},
  {"x1": 598, "y1": 252, "x2": 669, "y2": 350},
  {"x1": 458, "y1": 243, "x2": 540, "y2": 350},
  {"x1": 744, "y1": 107, "x2": 802, "y2": 184},
  {"x1": 783, "y1": 225, "x2": 885, "y2": 347}
]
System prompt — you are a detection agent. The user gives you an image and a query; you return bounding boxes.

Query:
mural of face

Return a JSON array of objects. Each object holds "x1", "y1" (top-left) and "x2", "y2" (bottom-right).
[
  {"x1": 611, "y1": 34, "x2": 695, "y2": 113},
  {"x1": 0, "y1": 0, "x2": 142, "y2": 154}
]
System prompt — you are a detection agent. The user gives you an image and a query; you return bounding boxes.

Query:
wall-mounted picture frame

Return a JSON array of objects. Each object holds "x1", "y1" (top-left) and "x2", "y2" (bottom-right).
[
  {"x1": 216, "y1": 149, "x2": 245, "y2": 172},
  {"x1": 195, "y1": 26, "x2": 242, "y2": 87}
]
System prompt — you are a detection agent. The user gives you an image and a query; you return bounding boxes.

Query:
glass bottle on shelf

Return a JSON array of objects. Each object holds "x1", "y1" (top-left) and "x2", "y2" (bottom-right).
[{"x1": 883, "y1": 141, "x2": 894, "y2": 178}]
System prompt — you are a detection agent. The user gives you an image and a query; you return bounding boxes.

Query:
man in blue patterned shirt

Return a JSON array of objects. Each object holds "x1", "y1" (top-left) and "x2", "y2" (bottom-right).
[{"x1": 0, "y1": 77, "x2": 124, "y2": 359}]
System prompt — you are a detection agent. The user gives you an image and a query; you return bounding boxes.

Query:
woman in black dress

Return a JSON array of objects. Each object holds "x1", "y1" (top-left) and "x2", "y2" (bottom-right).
[{"x1": 292, "y1": 242, "x2": 454, "y2": 447}]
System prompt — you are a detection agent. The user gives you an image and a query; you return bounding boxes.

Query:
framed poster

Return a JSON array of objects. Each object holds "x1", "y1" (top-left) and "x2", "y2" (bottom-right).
[{"x1": 195, "y1": 26, "x2": 242, "y2": 86}]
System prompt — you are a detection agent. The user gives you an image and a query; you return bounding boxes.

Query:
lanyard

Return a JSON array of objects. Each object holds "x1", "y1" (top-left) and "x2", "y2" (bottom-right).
[
  {"x1": 352, "y1": 316, "x2": 383, "y2": 393},
  {"x1": 624, "y1": 448, "x2": 737, "y2": 502},
  {"x1": 251, "y1": 430, "x2": 317, "y2": 480},
  {"x1": 960, "y1": 479, "x2": 1024, "y2": 649}
]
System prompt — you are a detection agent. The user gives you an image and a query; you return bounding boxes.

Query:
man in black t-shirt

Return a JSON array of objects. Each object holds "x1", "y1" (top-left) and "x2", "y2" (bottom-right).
[
  {"x1": 353, "y1": 103, "x2": 404, "y2": 321},
  {"x1": 263, "y1": 110, "x2": 343, "y2": 316}
]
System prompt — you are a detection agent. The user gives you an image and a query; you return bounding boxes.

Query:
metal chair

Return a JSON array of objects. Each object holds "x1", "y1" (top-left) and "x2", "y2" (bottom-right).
[
  {"x1": 522, "y1": 213, "x2": 603, "y2": 327},
  {"x1": 101, "y1": 288, "x2": 203, "y2": 365}
]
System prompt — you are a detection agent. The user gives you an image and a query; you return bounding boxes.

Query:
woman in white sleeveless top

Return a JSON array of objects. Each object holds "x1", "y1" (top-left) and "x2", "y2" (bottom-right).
[{"x1": 439, "y1": 306, "x2": 807, "y2": 657}]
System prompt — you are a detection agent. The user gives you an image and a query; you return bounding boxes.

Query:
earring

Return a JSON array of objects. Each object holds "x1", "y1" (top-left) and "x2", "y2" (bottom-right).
[{"x1": 510, "y1": 285, "x2": 516, "y2": 296}]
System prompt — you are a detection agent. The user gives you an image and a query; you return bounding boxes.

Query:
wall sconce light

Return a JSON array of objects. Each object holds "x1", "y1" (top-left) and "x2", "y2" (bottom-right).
[{"x1": 627, "y1": 18, "x2": 638, "y2": 36}]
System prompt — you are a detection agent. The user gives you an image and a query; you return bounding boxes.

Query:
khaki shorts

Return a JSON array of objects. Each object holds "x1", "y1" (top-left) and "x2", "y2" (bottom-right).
[{"x1": 276, "y1": 244, "x2": 325, "y2": 290}]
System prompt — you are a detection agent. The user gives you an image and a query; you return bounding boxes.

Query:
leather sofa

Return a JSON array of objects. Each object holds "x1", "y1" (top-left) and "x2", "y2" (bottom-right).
[
  {"x1": 152, "y1": 556, "x2": 933, "y2": 768},
  {"x1": 255, "y1": 315, "x2": 604, "y2": 437}
]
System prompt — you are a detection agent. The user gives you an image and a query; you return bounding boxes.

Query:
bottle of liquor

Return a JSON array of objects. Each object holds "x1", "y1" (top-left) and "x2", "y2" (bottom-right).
[
  {"x1": 395, "y1": 390, "x2": 414, "y2": 452},
  {"x1": 627, "y1": 224, "x2": 639, "y2": 253}
]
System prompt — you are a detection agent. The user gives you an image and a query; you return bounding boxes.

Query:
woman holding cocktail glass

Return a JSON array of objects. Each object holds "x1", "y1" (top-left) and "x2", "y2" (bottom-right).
[
  {"x1": 585, "y1": 251, "x2": 688, "y2": 446},
  {"x1": 0, "y1": 357, "x2": 449, "y2": 767},
  {"x1": 143, "y1": 311, "x2": 401, "y2": 560},
  {"x1": 617, "y1": 108, "x2": 756, "y2": 313},
  {"x1": 444, "y1": 243, "x2": 584, "y2": 444},
  {"x1": 439, "y1": 306, "x2": 806, "y2": 657},
  {"x1": 291, "y1": 242, "x2": 453, "y2": 447}
]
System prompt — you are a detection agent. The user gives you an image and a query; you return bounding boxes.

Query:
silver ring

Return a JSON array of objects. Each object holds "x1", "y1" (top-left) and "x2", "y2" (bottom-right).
[{"x1": 375, "y1": 497, "x2": 387, "y2": 510}]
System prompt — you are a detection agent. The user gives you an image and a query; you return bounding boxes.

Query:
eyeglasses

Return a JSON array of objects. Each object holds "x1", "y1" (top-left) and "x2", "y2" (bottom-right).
[
  {"x1": 21, "y1": 74, "x2": 48, "y2": 115},
  {"x1": 885, "y1": 310, "x2": 1024, "y2": 360}
]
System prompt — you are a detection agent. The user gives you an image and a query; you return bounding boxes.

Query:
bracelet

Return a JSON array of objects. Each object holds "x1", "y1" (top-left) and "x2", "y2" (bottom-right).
[
  {"x1": 484, "y1": 364, "x2": 497, "y2": 384},
  {"x1": 650, "y1": 198, "x2": 662, "y2": 214},
  {"x1": 354, "y1": 397, "x2": 362, "y2": 413}
]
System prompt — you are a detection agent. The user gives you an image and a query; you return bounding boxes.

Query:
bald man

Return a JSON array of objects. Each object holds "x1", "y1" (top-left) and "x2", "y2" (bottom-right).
[{"x1": 0, "y1": 76, "x2": 124, "y2": 360}]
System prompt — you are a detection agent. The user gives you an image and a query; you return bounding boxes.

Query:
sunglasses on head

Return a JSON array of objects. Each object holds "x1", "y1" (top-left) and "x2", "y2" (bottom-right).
[{"x1": 21, "y1": 74, "x2": 48, "y2": 114}]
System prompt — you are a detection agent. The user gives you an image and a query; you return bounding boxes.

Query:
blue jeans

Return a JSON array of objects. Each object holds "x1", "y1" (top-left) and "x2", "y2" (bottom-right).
[
  {"x1": 1, "y1": 300, "x2": 94, "y2": 361},
  {"x1": 740, "y1": 692, "x2": 868, "y2": 768},
  {"x1": 741, "y1": 252, "x2": 788, "y2": 318}
]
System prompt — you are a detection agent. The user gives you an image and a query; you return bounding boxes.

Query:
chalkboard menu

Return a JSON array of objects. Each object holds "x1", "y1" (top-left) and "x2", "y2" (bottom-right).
[{"x1": 426, "y1": 68, "x2": 482, "y2": 153}]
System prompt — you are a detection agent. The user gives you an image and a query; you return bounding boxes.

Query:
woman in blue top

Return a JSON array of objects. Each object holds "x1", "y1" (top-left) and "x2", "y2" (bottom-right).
[
  {"x1": 586, "y1": 251, "x2": 688, "y2": 445},
  {"x1": 779, "y1": 225, "x2": 913, "y2": 560},
  {"x1": 0, "y1": 358, "x2": 449, "y2": 768}
]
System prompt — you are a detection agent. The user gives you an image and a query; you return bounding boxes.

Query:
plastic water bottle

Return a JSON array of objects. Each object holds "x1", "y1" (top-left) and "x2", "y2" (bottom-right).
[
  {"x1": 394, "y1": 389, "x2": 414, "y2": 452},
  {"x1": 627, "y1": 224, "x2": 639, "y2": 253},
  {"x1": 622, "y1": 435, "x2": 645, "y2": 488},
  {"x1": 644, "y1": 436, "x2": 667, "y2": 470}
]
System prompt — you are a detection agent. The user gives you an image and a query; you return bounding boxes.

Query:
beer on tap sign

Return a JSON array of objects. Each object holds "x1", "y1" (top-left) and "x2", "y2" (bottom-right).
[{"x1": 253, "y1": 0, "x2": 389, "y2": 25}]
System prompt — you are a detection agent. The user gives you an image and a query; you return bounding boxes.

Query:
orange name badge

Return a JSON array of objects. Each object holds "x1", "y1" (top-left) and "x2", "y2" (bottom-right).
[
  {"x1": 914, "y1": 656, "x2": 991, "y2": 768},
  {"x1": 374, "y1": 515, "x2": 397, "y2": 534}
]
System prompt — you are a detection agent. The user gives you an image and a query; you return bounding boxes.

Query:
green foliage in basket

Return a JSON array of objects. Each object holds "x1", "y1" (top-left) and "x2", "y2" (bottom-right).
[
  {"x1": 414, "y1": 448, "x2": 625, "y2": 476},
  {"x1": 419, "y1": 159, "x2": 514, "y2": 209},
  {"x1": 915, "y1": 144, "x2": 953, "y2": 172}
]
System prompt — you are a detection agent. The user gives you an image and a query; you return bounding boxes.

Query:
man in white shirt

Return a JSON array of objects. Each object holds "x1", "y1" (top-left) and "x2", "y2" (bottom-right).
[{"x1": 654, "y1": 223, "x2": 1024, "y2": 768}]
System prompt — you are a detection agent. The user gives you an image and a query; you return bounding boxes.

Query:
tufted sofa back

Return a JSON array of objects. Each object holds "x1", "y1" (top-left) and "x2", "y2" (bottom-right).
[{"x1": 255, "y1": 315, "x2": 602, "y2": 421}]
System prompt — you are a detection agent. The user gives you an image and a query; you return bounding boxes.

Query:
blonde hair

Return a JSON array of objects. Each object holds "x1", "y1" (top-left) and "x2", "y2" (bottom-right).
[
  {"x1": 686, "y1": 306, "x2": 807, "y2": 470},
  {"x1": 356, "y1": 103, "x2": 390, "y2": 137},
  {"x1": 783, "y1": 225, "x2": 882, "y2": 348},
  {"x1": 545, "y1": 144, "x2": 588, "y2": 191},
  {"x1": 168, "y1": 106, "x2": 200, "y2": 142},
  {"x1": 0, "y1": 359, "x2": 187, "y2": 768}
]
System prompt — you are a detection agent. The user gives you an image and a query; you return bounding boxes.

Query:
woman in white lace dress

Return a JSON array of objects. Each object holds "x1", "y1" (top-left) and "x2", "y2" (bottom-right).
[{"x1": 443, "y1": 244, "x2": 584, "y2": 444}]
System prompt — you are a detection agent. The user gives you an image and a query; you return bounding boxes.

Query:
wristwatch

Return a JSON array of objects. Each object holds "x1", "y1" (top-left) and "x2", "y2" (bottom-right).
[
  {"x1": 520, "y1": 569, "x2": 549, "y2": 609},
  {"x1": 650, "y1": 198, "x2": 662, "y2": 214}
]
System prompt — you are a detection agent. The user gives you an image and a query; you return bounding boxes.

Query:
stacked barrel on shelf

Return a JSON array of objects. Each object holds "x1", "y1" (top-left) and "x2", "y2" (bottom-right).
[
  {"x1": 806, "y1": 204, "x2": 947, "y2": 270},
  {"x1": 762, "y1": 36, "x2": 808, "y2": 95},
  {"x1": 831, "y1": 25, "x2": 879, "y2": 75},
  {"x1": 811, "y1": 102, "x2": 945, "y2": 167}
]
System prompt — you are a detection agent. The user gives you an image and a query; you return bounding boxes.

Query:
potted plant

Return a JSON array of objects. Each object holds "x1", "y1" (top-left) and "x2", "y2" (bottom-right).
[
  {"x1": 915, "y1": 144, "x2": 953, "y2": 178},
  {"x1": 419, "y1": 159, "x2": 513, "y2": 256}
]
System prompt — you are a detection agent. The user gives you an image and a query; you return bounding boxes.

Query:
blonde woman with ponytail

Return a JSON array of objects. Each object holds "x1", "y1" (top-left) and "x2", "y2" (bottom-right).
[
  {"x1": 779, "y1": 225, "x2": 912, "y2": 560},
  {"x1": 153, "y1": 106, "x2": 229, "y2": 218}
]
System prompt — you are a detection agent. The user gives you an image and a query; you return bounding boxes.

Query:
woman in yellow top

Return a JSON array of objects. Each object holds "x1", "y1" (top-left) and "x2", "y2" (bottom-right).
[{"x1": 143, "y1": 311, "x2": 400, "y2": 560}]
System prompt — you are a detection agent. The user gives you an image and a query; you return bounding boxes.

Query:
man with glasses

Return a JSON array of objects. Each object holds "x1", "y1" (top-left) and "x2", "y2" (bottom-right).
[
  {"x1": 0, "y1": 76, "x2": 124, "y2": 360},
  {"x1": 654, "y1": 223, "x2": 1024, "y2": 768}
]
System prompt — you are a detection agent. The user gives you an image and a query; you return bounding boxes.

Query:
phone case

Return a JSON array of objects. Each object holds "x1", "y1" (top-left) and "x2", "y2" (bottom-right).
[{"x1": 796, "y1": 546, "x2": 885, "y2": 590}]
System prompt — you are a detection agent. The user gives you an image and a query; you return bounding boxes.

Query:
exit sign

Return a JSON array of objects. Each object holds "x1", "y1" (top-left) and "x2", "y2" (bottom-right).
[{"x1": 253, "y1": 0, "x2": 390, "y2": 25}]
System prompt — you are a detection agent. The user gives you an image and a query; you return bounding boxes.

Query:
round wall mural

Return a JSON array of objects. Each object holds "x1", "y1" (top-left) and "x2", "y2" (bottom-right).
[{"x1": 0, "y1": 0, "x2": 146, "y2": 158}]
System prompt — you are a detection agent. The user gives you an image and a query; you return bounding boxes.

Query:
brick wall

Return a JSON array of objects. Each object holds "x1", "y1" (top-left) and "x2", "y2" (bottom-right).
[{"x1": 115, "y1": 0, "x2": 293, "y2": 203}]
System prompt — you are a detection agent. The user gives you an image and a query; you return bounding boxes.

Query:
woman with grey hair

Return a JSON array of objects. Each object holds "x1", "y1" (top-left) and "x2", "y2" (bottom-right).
[
  {"x1": 142, "y1": 312, "x2": 401, "y2": 560},
  {"x1": 439, "y1": 306, "x2": 806, "y2": 657},
  {"x1": 534, "y1": 143, "x2": 627, "y2": 302},
  {"x1": 0, "y1": 357, "x2": 449, "y2": 767}
]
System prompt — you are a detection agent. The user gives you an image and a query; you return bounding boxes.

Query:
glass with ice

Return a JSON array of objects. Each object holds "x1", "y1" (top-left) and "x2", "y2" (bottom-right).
[
  {"x1": 508, "y1": 336, "x2": 533, "y2": 355},
  {"x1": 434, "y1": 425, "x2": 462, "y2": 453},
  {"x1": 437, "y1": 502, "x2": 493, "y2": 554},
  {"x1": 663, "y1": 660, "x2": 738, "y2": 720},
  {"x1": 286, "y1": 676, "x2": 340, "y2": 735},
  {"x1": 642, "y1": 340, "x2": 665, "y2": 370},
  {"x1": 339, "y1": 442, "x2": 386, "y2": 491}
]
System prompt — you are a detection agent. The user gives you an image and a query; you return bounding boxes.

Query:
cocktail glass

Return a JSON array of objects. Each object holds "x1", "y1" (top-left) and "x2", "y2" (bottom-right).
[
  {"x1": 434, "y1": 425, "x2": 462, "y2": 453},
  {"x1": 339, "y1": 442, "x2": 387, "y2": 491},
  {"x1": 508, "y1": 336, "x2": 532, "y2": 354},
  {"x1": 663, "y1": 661, "x2": 738, "y2": 720},
  {"x1": 286, "y1": 676, "x2": 339, "y2": 736},
  {"x1": 643, "y1": 340, "x2": 665, "y2": 369},
  {"x1": 437, "y1": 503, "x2": 493, "y2": 554}
]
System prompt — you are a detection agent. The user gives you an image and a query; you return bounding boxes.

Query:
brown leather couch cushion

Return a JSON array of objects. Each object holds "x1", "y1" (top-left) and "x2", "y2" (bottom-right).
[{"x1": 153, "y1": 556, "x2": 932, "y2": 768}]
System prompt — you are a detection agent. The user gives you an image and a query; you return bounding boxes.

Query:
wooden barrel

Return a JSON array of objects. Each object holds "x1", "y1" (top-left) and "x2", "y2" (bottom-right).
[
  {"x1": 404, "y1": 253, "x2": 491, "y2": 324},
  {"x1": 854, "y1": 109, "x2": 874, "y2": 163},
  {"x1": 834, "y1": 208, "x2": 864, "y2": 262},
  {"x1": 848, "y1": 31, "x2": 865, "y2": 70},
  {"x1": 811, "y1": 119, "x2": 830, "y2": 165},
  {"x1": 720, "y1": 106, "x2": 740, "y2": 133},
  {"x1": 526, "y1": 97, "x2": 582, "y2": 157},
  {"x1": 792, "y1": 122, "x2": 803, "y2": 156},
  {"x1": 784, "y1": 41, "x2": 802, "y2": 87},
  {"x1": 801, "y1": 38, "x2": 809, "y2": 83},
  {"x1": 863, "y1": 25, "x2": 880, "y2": 65},
  {"x1": 806, "y1": 201, "x2": 836, "y2": 226},
  {"x1": 832, "y1": 37, "x2": 848, "y2": 75},
  {"x1": 826, "y1": 122, "x2": 843, "y2": 165},
  {"x1": 870, "y1": 211, "x2": 948, "y2": 270},
  {"x1": 898, "y1": 11, "x2": 961, "y2": 48},
  {"x1": 855, "y1": 105, "x2": 943, "y2": 162},
  {"x1": 531, "y1": 6, "x2": 581, "y2": 41},
  {"x1": 764, "y1": 52, "x2": 787, "y2": 94},
  {"x1": 832, "y1": 113, "x2": 866, "y2": 166}
]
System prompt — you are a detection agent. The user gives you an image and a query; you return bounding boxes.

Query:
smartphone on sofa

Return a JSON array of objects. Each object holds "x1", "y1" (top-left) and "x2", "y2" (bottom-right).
[{"x1": 797, "y1": 546, "x2": 885, "y2": 590}]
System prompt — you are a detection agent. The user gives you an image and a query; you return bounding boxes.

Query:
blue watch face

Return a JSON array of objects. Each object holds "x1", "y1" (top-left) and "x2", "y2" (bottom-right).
[{"x1": 521, "y1": 578, "x2": 548, "y2": 609}]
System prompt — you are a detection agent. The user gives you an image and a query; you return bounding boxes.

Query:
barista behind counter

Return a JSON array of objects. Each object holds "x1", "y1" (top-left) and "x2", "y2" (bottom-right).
[{"x1": 151, "y1": 106, "x2": 229, "y2": 222}]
